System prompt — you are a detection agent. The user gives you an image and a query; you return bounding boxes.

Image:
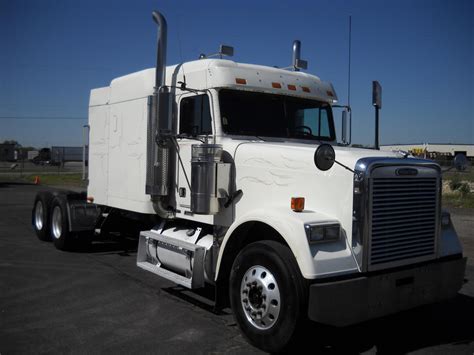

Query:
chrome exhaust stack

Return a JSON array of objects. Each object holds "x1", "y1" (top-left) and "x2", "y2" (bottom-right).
[
  {"x1": 292, "y1": 40, "x2": 308, "y2": 71},
  {"x1": 146, "y1": 10, "x2": 174, "y2": 218},
  {"x1": 152, "y1": 11, "x2": 167, "y2": 96}
]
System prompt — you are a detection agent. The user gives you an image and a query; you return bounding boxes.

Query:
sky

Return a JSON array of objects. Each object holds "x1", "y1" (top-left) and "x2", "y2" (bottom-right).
[{"x1": 0, "y1": 0, "x2": 473, "y2": 148}]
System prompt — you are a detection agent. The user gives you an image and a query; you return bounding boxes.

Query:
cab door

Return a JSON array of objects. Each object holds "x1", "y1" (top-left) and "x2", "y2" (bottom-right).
[{"x1": 175, "y1": 93, "x2": 213, "y2": 215}]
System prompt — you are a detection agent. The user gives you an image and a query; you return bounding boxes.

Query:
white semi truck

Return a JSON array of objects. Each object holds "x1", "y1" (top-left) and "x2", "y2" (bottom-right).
[{"x1": 32, "y1": 10, "x2": 467, "y2": 352}]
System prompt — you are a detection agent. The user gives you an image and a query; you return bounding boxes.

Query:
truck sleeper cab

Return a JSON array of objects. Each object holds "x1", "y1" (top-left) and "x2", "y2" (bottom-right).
[{"x1": 31, "y1": 10, "x2": 467, "y2": 353}]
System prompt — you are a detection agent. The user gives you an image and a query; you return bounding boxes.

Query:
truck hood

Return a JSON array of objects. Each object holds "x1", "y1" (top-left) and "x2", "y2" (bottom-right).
[
  {"x1": 226, "y1": 139, "x2": 402, "y2": 250},
  {"x1": 231, "y1": 140, "x2": 398, "y2": 172}
]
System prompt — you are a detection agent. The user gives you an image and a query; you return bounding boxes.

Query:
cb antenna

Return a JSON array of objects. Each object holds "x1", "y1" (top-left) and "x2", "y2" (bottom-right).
[
  {"x1": 176, "y1": 14, "x2": 188, "y2": 89},
  {"x1": 347, "y1": 15, "x2": 352, "y2": 108}
]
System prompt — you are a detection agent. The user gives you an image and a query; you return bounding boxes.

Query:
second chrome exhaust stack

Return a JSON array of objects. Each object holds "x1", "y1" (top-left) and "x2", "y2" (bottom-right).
[{"x1": 292, "y1": 40, "x2": 308, "y2": 71}]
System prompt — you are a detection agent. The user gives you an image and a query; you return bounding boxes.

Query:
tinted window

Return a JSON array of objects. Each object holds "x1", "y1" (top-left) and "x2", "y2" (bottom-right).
[
  {"x1": 180, "y1": 94, "x2": 212, "y2": 136},
  {"x1": 219, "y1": 89, "x2": 335, "y2": 141}
]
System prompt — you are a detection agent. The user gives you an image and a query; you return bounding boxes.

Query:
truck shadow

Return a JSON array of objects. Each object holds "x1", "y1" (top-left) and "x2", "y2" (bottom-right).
[
  {"x1": 162, "y1": 286, "x2": 474, "y2": 353},
  {"x1": 293, "y1": 293, "x2": 474, "y2": 354},
  {"x1": 162, "y1": 285, "x2": 232, "y2": 316},
  {"x1": 78, "y1": 237, "x2": 138, "y2": 256}
]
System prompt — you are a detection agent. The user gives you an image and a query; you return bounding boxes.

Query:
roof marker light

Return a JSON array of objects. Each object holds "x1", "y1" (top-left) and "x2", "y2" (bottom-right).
[
  {"x1": 302, "y1": 86, "x2": 311, "y2": 93},
  {"x1": 287, "y1": 84, "x2": 296, "y2": 91},
  {"x1": 272, "y1": 82, "x2": 282, "y2": 89},
  {"x1": 235, "y1": 78, "x2": 247, "y2": 85},
  {"x1": 326, "y1": 90, "x2": 334, "y2": 97}
]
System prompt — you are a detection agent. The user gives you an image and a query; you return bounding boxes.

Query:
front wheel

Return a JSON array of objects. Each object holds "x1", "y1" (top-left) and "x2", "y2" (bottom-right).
[{"x1": 229, "y1": 241, "x2": 307, "y2": 352}]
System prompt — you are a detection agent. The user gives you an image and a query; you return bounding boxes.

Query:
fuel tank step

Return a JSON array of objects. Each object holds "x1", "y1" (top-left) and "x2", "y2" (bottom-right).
[{"x1": 137, "y1": 230, "x2": 205, "y2": 289}]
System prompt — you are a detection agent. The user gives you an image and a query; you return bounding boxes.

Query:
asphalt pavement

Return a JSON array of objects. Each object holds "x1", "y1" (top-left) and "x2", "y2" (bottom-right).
[{"x1": 1, "y1": 183, "x2": 473, "y2": 354}]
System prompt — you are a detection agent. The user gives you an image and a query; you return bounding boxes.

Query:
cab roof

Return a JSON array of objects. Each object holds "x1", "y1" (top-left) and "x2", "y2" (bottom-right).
[{"x1": 91, "y1": 59, "x2": 337, "y2": 106}]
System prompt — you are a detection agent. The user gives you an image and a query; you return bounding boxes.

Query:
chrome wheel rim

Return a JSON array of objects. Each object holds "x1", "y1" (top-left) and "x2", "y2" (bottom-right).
[
  {"x1": 52, "y1": 206, "x2": 62, "y2": 239},
  {"x1": 240, "y1": 265, "x2": 281, "y2": 330},
  {"x1": 34, "y1": 201, "x2": 44, "y2": 230}
]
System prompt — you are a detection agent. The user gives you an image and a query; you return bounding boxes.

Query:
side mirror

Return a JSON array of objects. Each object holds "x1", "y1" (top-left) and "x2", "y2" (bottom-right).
[
  {"x1": 314, "y1": 144, "x2": 335, "y2": 171},
  {"x1": 372, "y1": 81, "x2": 382, "y2": 108},
  {"x1": 454, "y1": 154, "x2": 468, "y2": 171},
  {"x1": 219, "y1": 45, "x2": 234, "y2": 57},
  {"x1": 342, "y1": 110, "x2": 348, "y2": 144},
  {"x1": 337, "y1": 107, "x2": 351, "y2": 145}
]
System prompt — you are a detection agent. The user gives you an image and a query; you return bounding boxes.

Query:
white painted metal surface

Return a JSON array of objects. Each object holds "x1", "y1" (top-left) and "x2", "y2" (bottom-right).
[{"x1": 215, "y1": 141, "x2": 396, "y2": 278}]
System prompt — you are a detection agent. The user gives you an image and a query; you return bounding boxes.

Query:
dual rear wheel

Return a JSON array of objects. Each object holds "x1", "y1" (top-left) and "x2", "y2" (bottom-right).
[{"x1": 32, "y1": 191, "x2": 91, "y2": 250}]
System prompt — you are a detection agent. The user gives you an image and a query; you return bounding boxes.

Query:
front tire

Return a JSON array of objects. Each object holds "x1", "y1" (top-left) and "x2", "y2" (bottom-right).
[{"x1": 229, "y1": 241, "x2": 307, "y2": 352}]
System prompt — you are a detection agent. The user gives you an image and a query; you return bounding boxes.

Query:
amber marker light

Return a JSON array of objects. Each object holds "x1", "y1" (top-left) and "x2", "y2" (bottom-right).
[
  {"x1": 235, "y1": 78, "x2": 247, "y2": 85},
  {"x1": 302, "y1": 86, "x2": 311, "y2": 93},
  {"x1": 271, "y1": 82, "x2": 282, "y2": 89},
  {"x1": 291, "y1": 197, "x2": 305, "y2": 212},
  {"x1": 287, "y1": 84, "x2": 297, "y2": 91}
]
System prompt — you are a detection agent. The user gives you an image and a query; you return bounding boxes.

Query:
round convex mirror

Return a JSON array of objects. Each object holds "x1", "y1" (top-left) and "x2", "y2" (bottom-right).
[
  {"x1": 314, "y1": 144, "x2": 335, "y2": 171},
  {"x1": 454, "y1": 154, "x2": 468, "y2": 171}
]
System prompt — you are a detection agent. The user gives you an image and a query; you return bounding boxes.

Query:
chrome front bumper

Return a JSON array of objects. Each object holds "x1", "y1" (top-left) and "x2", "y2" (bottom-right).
[{"x1": 308, "y1": 256, "x2": 467, "y2": 326}]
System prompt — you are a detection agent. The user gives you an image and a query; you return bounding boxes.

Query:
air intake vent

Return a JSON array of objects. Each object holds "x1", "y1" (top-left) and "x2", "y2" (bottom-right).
[{"x1": 369, "y1": 176, "x2": 438, "y2": 270}]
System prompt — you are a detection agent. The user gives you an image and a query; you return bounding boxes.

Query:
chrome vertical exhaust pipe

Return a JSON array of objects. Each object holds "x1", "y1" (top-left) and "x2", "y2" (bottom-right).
[
  {"x1": 292, "y1": 40, "x2": 301, "y2": 72},
  {"x1": 146, "y1": 10, "x2": 174, "y2": 219},
  {"x1": 152, "y1": 11, "x2": 167, "y2": 93}
]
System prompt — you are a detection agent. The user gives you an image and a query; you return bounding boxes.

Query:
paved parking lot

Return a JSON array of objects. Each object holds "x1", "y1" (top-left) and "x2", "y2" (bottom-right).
[{"x1": 1, "y1": 183, "x2": 473, "y2": 354}]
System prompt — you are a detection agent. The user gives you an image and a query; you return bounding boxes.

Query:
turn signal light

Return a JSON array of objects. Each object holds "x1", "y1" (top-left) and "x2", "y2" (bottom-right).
[
  {"x1": 291, "y1": 197, "x2": 305, "y2": 212},
  {"x1": 235, "y1": 78, "x2": 247, "y2": 85}
]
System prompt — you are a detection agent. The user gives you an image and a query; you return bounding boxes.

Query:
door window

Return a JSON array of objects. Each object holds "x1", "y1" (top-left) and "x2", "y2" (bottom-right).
[{"x1": 179, "y1": 95, "x2": 212, "y2": 136}]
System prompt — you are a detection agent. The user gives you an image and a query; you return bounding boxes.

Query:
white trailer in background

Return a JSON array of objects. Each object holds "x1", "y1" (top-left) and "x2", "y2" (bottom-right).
[{"x1": 32, "y1": 10, "x2": 467, "y2": 352}]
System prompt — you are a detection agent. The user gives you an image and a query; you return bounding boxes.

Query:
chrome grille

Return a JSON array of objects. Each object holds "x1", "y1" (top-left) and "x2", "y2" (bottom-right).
[{"x1": 369, "y1": 177, "x2": 438, "y2": 268}]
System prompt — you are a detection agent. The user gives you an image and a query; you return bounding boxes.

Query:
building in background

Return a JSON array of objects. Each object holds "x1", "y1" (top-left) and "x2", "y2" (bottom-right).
[
  {"x1": 0, "y1": 143, "x2": 16, "y2": 162},
  {"x1": 381, "y1": 143, "x2": 474, "y2": 161}
]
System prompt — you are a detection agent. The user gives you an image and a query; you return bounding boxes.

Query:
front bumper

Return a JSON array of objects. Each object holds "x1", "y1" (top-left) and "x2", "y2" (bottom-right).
[{"x1": 308, "y1": 256, "x2": 467, "y2": 326}]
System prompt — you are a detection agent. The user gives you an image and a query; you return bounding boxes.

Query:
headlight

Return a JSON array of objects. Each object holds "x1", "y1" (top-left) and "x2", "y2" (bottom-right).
[{"x1": 305, "y1": 223, "x2": 341, "y2": 244}]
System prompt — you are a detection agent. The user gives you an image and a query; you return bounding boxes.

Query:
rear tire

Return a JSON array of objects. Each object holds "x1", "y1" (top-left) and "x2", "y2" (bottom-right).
[
  {"x1": 50, "y1": 194, "x2": 93, "y2": 251},
  {"x1": 229, "y1": 241, "x2": 307, "y2": 353},
  {"x1": 51, "y1": 194, "x2": 74, "y2": 250},
  {"x1": 32, "y1": 191, "x2": 55, "y2": 241}
]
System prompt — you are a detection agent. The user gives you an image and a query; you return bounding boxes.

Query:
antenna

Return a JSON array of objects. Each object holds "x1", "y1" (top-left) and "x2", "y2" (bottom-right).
[
  {"x1": 176, "y1": 15, "x2": 188, "y2": 88},
  {"x1": 341, "y1": 16, "x2": 353, "y2": 146},
  {"x1": 347, "y1": 15, "x2": 352, "y2": 108}
]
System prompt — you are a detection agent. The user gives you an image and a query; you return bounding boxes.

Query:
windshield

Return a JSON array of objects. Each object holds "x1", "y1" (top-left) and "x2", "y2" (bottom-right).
[{"x1": 219, "y1": 89, "x2": 335, "y2": 141}]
